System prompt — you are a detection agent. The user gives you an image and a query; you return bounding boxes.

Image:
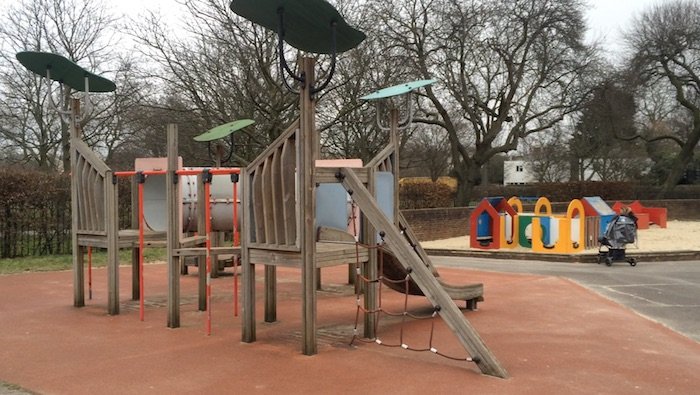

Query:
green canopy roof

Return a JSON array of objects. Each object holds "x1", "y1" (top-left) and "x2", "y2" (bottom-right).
[
  {"x1": 16, "y1": 51, "x2": 116, "y2": 93},
  {"x1": 229, "y1": 0, "x2": 365, "y2": 54},
  {"x1": 194, "y1": 119, "x2": 255, "y2": 142},
  {"x1": 360, "y1": 79, "x2": 437, "y2": 101}
]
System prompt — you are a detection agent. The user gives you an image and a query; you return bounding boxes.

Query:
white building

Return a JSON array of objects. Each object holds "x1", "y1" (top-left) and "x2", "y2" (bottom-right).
[
  {"x1": 503, "y1": 159, "x2": 607, "y2": 185},
  {"x1": 503, "y1": 160, "x2": 537, "y2": 185}
]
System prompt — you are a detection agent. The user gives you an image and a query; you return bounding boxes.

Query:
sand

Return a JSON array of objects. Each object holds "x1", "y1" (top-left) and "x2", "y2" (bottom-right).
[{"x1": 421, "y1": 220, "x2": 700, "y2": 253}]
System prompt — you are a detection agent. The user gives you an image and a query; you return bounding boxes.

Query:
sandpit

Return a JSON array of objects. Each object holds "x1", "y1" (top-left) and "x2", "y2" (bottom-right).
[{"x1": 421, "y1": 220, "x2": 700, "y2": 253}]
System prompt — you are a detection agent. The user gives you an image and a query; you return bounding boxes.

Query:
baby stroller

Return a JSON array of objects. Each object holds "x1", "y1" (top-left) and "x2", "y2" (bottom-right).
[{"x1": 597, "y1": 214, "x2": 637, "y2": 267}]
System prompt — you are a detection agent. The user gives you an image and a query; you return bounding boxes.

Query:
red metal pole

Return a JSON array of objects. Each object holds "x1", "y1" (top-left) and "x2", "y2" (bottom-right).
[
  {"x1": 232, "y1": 181, "x2": 239, "y2": 317},
  {"x1": 138, "y1": 179, "x2": 145, "y2": 322}
]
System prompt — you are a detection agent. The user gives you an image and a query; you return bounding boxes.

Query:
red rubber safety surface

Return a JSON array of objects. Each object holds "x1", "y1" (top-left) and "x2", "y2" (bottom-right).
[{"x1": 1, "y1": 264, "x2": 699, "y2": 394}]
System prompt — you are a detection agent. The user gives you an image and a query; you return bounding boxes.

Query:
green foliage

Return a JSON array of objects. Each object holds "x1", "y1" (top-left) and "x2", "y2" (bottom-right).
[{"x1": 400, "y1": 181, "x2": 456, "y2": 209}]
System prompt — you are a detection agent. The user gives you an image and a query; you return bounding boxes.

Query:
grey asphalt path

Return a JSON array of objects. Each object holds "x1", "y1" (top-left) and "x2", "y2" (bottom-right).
[{"x1": 431, "y1": 255, "x2": 700, "y2": 342}]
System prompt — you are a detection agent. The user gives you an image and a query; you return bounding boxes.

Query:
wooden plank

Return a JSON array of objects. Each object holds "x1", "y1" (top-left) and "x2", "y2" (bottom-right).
[
  {"x1": 247, "y1": 242, "x2": 300, "y2": 252},
  {"x1": 252, "y1": 166, "x2": 265, "y2": 243},
  {"x1": 241, "y1": 168, "x2": 256, "y2": 343},
  {"x1": 166, "y1": 124, "x2": 180, "y2": 328},
  {"x1": 281, "y1": 138, "x2": 297, "y2": 246},
  {"x1": 339, "y1": 167, "x2": 508, "y2": 378},
  {"x1": 261, "y1": 157, "x2": 275, "y2": 245},
  {"x1": 315, "y1": 167, "x2": 370, "y2": 184},
  {"x1": 249, "y1": 249, "x2": 302, "y2": 267},
  {"x1": 70, "y1": 103, "x2": 84, "y2": 308},
  {"x1": 271, "y1": 147, "x2": 285, "y2": 245},
  {"x1": 245, "y1": 118, "x2": 299, "y2": 171},
  {"x1": 77, "y1": 156, "x2": 88, "y2": 230},
  {"x1": 96, "y1": 171, "x2": 106, "y2": 231},
  {"x1": 174, "y1": 247, "x2": 240, "y2": 256},
  {"x1": 264, "y1": 265, "x2": 277, "y2": 322},
  {"x1": 86, "y1": 167, "x2": 97, "y2": 230}
]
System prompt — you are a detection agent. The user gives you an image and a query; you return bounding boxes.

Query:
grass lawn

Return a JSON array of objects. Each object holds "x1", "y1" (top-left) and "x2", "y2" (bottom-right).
[{"x1": 0, "y1": 248, "x2": 166, "y2": 275}]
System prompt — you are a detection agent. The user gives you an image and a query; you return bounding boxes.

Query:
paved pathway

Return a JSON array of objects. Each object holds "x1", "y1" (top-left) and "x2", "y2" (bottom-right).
[
  {"x1": 1, "y1": 264, "x2": 699, "y2": 394},
  {"x1": 432, "y1": 256, "x2": 700, "y2": 342}
]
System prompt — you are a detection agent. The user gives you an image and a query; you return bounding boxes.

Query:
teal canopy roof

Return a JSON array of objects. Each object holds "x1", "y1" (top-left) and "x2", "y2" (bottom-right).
[
  {"x1": 194, "y1": 119, "x2": 255, "y2": 142},
  {"x1": 16, "y1": 51, "x2": 116, "y2": 93},
  {"x1": 229, "y1": 0, "x2": 365, "y2": 54},
  {"x1": 360, "y1": 79, "x2": 437, "y2": 101}
]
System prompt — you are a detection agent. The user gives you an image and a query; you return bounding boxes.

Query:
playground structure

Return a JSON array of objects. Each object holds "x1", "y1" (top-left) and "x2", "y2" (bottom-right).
[
  {"x1": 612, "y1": 200, "x2": 667, "y2": 229},
  {"x1": 15, "y1": 0, "x2": 507, "y2": 379},
  {"x1": 469, "y1": 195, "x2": 665, "y2": 253},
  {"x1": 469, "y1": 197, "x2": 518, "y2": 250}
]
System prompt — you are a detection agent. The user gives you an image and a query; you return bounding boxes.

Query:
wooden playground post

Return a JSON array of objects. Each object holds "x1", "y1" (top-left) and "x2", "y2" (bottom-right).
[
  {"x1": 167, "y1": 124, "x2": 180, "y2": 328},
  {"x1": 105, "y1": 164, "x2": 119, "y2": 315},
  {"x1": 70, "y1": 98, "x2": 84, "y2": 308},
  {"x1": 241, "y1": 167, "x2": 255, "y2": 342},
  {"x1": 300, "y1": 56, "x2": 318, "y2": 355}
]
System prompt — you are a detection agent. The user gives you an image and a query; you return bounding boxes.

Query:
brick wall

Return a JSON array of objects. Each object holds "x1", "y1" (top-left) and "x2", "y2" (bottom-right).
[{"x1": 401, "y1": 199, "x2": 700, "y2": 241}]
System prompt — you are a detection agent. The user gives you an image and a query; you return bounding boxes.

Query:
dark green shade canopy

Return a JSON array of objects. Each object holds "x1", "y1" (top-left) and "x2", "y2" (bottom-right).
[
  {"x1": 194, "y1": 119, "x2": 255, "y2": 142},
  {"x1": 229, "y1": 0, "x2": 365, "y2": 54},
  {"x1": 16, "y1": 51, "x2": 116, "y2": 93},
  {"x1": 360, "y1": 79, "x2": 437, "y2": 101}
]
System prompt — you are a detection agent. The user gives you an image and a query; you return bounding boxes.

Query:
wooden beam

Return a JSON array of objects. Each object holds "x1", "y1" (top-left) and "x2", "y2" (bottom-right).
[
  {"x1": 70, "y1": 98, "x2": 85, "y2": 308},
  {"x1": 339, "y1": 167, "x2": 508, "y2": 378},
  {"x1": 299, "y1": 57, "x2": 317, "y2": 356},
  {"x1": 241, "y1": 169, "x2": 256, "y2": 343},
  {"x1": 105, "y1": 170, "x2": 119, "y2": 315}
]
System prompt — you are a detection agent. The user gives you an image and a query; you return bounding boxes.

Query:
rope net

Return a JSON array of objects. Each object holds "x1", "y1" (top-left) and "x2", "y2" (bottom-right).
[{"x1": 349, "y1": 240, "x2": 478, "y2": 364}]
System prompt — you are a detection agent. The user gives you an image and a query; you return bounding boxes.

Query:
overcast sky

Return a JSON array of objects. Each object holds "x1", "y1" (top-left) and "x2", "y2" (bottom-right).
[
  {"x1": 584, "y1": 0, "x2": 661, "y2": 60},
  {"x1": 0, "y1": 0, "x2": 663, "y2": 60},
  {"x1": 109, "y1": 0, "x2": 661, "y2": 60}
]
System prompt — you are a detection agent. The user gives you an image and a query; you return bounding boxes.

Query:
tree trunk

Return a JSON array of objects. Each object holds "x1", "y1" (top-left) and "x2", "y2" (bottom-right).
[
  {"x1": 657, "y1": 125, "x2": 700, "y2": 198},
  {"x1": 454, "y1": 162, "x2": 482, "y2": 206}
]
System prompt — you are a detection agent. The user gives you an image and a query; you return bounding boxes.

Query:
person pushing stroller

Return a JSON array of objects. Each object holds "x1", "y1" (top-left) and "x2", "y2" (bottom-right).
[{"x1": 597, "y1": 206, "x2": 638, "y2": 267}]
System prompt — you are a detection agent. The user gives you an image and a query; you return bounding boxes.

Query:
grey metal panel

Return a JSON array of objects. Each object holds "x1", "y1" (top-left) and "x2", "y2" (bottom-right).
[
  {"x1": 375, "y1": 172, "x2": 394, "y2": 242},
  {"x1": 315, "y1": 184, "x2": 349, "y2": 231}
]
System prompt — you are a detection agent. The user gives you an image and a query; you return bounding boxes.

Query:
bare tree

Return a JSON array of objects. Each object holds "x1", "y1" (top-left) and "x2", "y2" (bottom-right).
[
  {"x1": 570, "y1": 78, "x2": 648, "y2": 182},
  {"x1": 367, "y1": 0, "x2": 598, "y2": 205},
  {"x1": 0, "y1": 0, "x2": 136, "y2": 172},
  {"x1": 624, "y1": 0, "x2": 700, "y2": 196},
  {"x1": 522, "y1": 124, "x2": 571, "y2": 182}
]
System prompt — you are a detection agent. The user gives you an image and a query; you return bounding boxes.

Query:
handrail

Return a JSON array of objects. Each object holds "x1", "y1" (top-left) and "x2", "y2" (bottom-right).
[
  {"x1": 72, "y1": 138, "x2": 110, "y2": 177},
  {"x1": 366, "y1": 144, "x2": 394, "y2": 170},
  {"x1": 246, "y1": 118, "x2": 300, "y2": 172}
]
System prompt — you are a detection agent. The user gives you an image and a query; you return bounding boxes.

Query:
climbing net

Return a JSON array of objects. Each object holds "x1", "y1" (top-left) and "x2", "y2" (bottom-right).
[{"x1": 349, "y1": 239, "x2": 479, "y2": 364}]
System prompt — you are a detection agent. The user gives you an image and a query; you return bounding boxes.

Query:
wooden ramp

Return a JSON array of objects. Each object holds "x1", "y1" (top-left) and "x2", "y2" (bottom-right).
[{"x1": 339, "y1": 167, "x2": 508, "y2": 378}]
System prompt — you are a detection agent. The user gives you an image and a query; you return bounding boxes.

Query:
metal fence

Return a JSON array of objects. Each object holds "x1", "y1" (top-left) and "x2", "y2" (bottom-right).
[
  {"x1": 0, "y1": 200, "x2": 72, "y2": 258},
  {"x1": 0, "y1": 191, "x2": 133, "y2": 259}
]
